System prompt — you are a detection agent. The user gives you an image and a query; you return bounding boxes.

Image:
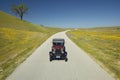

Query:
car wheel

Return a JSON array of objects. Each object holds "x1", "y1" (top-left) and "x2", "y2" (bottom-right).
[
  {"x1": 65, "y1": 58, "x2": 68, "y2": 62},
  {"x1": 50, "y1": 59, "x2": 52, "y2": 62},
  {"x1": 50, "y1": 57, "x2": 52, "y2": 62}
]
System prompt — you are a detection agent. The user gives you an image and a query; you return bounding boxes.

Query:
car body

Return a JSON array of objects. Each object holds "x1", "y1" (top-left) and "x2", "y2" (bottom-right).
[{"x1": 49, "y1": 38, "x2": 68, "y2": 62}]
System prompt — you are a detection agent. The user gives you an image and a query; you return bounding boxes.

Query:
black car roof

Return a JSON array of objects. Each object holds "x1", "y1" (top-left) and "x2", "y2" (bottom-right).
[{"x1": 53, "y1": 38, "x2": 65, "y2": 43}]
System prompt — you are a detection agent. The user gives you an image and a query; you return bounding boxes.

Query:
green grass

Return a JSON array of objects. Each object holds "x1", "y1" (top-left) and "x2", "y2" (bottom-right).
[
  {"x1": 0, "y1": 11, "x2": 63, "y2": 80},
  {"x1": 67, "y1": 27, "x2": 120, "y2": 80}
]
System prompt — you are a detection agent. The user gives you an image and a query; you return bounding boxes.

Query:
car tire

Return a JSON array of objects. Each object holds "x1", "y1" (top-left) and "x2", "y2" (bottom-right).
[
  {"x1": 50, "y1": 57, "x2": 52, "y2": 62},
  {"x1": 65, "y1": 58, "x2": 68, "y2": 62},
  {"x1": 50, "y1": 59, "x2": 52, "y2": 62}
]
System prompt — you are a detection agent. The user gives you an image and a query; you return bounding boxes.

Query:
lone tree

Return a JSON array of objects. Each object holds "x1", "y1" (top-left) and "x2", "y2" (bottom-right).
[{"x1": 11, "y1": 4, "x2": 28, "y2": 20}]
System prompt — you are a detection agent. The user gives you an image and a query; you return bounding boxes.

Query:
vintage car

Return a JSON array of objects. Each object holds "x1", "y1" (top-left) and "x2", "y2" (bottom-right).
[{"x1": 49, "y1": 38, "x2": 68, "y2": 62}]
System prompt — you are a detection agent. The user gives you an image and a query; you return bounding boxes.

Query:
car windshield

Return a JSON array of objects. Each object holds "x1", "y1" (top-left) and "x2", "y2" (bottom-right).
[{"x1": 53, "y1": 42, "x2": 63, "y2": 46}]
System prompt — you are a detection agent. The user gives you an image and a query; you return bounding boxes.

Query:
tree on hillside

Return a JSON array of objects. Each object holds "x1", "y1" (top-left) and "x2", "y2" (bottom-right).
[{"x1": 11, "y1": 4, "x2": 28, "y2": 20}]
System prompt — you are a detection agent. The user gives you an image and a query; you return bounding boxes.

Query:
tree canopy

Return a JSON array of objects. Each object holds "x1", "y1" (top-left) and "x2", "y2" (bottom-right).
[{"x1": 11, "y1": 4, "x2": 28, "y2": 20}]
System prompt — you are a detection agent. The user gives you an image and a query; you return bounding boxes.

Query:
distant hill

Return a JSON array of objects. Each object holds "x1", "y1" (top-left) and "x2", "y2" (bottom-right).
[
  {"x1": 0, "y1": 11, "x2": 63, "y2": 80},
  {"x1": 91, "y1": 26, "x2": 120, "y2": 30}
]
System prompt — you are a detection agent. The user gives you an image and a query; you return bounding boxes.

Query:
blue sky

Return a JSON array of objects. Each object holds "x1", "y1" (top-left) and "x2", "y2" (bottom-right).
[{"x1": 0, "y1": 0, "x2": 120, "y2": 28}]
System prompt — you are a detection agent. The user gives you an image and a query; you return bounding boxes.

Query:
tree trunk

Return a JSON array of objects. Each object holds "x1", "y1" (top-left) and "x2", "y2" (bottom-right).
[
  {"x1": 20, "y1": 13, "x2": 23, "y2": 20},
  {"x1": 20, "y1": 15, "x2": 23, "y2": 20}
]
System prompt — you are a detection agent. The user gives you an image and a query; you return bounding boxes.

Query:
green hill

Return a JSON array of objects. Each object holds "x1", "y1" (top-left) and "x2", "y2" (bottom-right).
[
  {"x1": 0, "y1": 11, "x2": 63, "y2": 80},
  {"x1": 0, "y1": 11, "x2": 62, "y2": 32}
]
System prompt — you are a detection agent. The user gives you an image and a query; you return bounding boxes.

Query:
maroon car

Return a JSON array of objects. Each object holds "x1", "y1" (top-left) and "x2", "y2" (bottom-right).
[{"x1": 49, "y1": 38, "x2": 68, "y2": 62}]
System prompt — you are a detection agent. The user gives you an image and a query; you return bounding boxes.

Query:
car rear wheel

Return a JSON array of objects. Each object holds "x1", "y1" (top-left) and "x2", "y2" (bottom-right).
[
  {"x1": 65, "y1": 58, "x2": 68, "y2": 62},
  {"x1": 50, "y1": 59, "x2": 52, "y2": 62},
  {"x1": 50, "y1": 57, "x2": 52, "y2": 62}
]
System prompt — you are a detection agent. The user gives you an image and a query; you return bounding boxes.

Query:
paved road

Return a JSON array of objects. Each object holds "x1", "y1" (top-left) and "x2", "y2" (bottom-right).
[{"x1": 6, "y1": 31, "x2": 114, "y2": 80}]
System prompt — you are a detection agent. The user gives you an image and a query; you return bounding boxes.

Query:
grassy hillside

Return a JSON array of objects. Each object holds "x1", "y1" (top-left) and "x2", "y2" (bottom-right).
[
  {"x1": 67, "y1": 27, "x2": 120, "y2": 80},
  {"x1": 0, "y1": 11, "x2": 63, "y2": 80}
]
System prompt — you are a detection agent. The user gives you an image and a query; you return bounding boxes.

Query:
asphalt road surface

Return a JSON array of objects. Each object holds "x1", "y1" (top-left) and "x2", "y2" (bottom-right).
[{"x1": 6, "y1": 31, "x2": 114, "y2": 80}]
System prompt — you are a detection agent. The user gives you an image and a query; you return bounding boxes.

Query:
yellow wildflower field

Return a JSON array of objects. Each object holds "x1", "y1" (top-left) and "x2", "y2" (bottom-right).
[
  {"x1": 0, "y1": 11, "x2": 63, "y2": 80},
  {"x1": 67, "y1": 27, "x2": 120, "y2": 80}
]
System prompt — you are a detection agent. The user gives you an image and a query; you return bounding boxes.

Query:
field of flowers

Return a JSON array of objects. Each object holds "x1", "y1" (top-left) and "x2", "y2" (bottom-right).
[
  {"x1": 67, "y1": 27, "x2": 120, "y2": 80},
  {"x1": 0, "y1": 28, "x2": 45, "y2": 78},
  {"x1": 0, "y1": 11, "x2": 63, "y2": 80}
]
